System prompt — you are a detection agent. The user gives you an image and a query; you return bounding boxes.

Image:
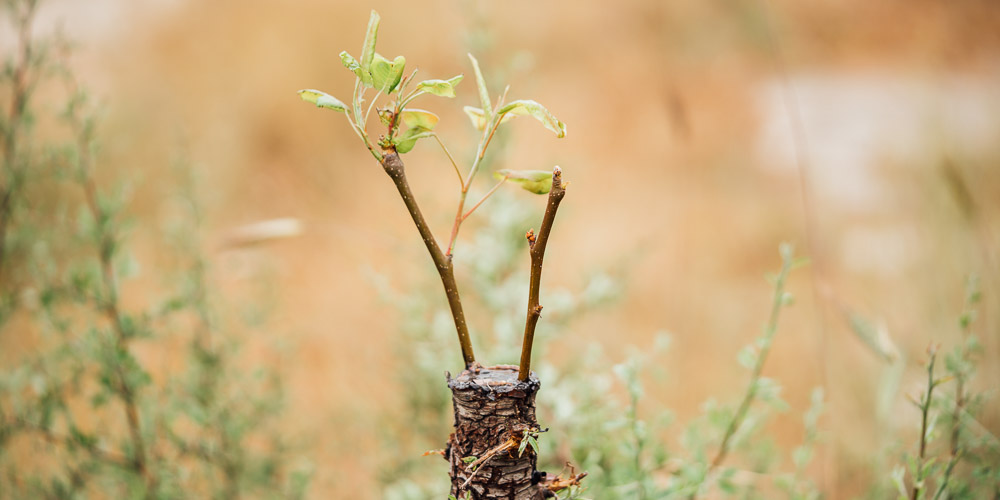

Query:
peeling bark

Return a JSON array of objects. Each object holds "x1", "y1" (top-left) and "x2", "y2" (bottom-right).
[{"x1": 446, "y1": 366, "x2": 546, "y2": 500}]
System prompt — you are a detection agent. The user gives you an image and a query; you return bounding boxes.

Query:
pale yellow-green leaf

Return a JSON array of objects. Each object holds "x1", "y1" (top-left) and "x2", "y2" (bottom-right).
[
  {"x1": 463, "y1": 106, "x2": 514, "y2": 131},
  {"x1": 359, "y1": 10, "x2": 380, "y2": 87},
  {"x1": 340, "y1": 51, "x2": 360, "y2": 73},
  {"x1": 463, "y1": 106, "x2": 487, "y2": 131},
  {"x1": 497, "y1": 100, "x2": 566, "y2": 138},
  {"x1": 370, "y1": 53, "x2": 406, "y2": 93},
  {"x1": 377, "y1": 108, "x2": 393, "y2": 126},
  {"x1": 467, "y1": 53, "x2": 491, "y2": 119},
  {"x1": 417, "y1": 75, "x2": 463, "y2": 98},
  {"x1": 297, "y1": 89, "x2": 347, "y2": 113},
  {"x1": 400, "y1": 109, "x2": 439, "y2": 130},
  {"x1": 494, "y1": 169, "x2": 554, "y2": 195}
]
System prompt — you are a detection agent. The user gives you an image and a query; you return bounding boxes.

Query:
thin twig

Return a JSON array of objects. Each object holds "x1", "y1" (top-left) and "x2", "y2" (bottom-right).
[
  {"x1": 932, "y1": 450, "x2": 963, "y2": 500},
  {"x1": 912, "y1": 345, "x2": 940, "y2": 500},
  {"x1": 518, "y1": 167, "x2": 566, "y2": 381},
  {"x1": 461, "y1": 176, "x2": 507, "y2": 221},
  {"x1": 756, "y1": 0, "x2": 834, "y2": 491},
  {"x1": 432, "y1": 133, "x2": 464, "y2": 187},
  {"x1": 0, "y1": 0, "x2": 37, "y2": 286},
  {"x1": 70, "y1": 99, "x2": 156, "y2": 496},
  {"x1": 364, "y1": 88, "x2": 383, "y2": 125},
  {"x1": 700, "y1": 248, "x2": 795, "y2": 495},
  {"x1": 17, "y1": 418, "x2": 132, "y2": 469},
  {"x1": 445, "y1": 109, "x2": 510, "y2": 256}
]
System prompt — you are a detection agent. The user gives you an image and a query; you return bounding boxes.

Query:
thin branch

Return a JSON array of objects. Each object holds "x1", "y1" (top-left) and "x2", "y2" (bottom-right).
[
  {"x1": 364, "y1": 88, "x2": 383, "y2": 126},
  {"x1": 912, "y1": 345, "x2": 940, "y2": 500},
  {"x1": 344, "y1": 114, "x2": 366, "y2": 144},
  {"x1": 497, "y1": 85, "x2": 511, "y2": 109},
  {"x1": 756, "y1": 0, "x2": 833, "y2": 490},
  {"x1": 931, "y1": 450, "x2": 962, "y2": 500},
  {"x1": 518, "y1": 167, "x2": 566, "y2": 381},
  {"x1": 380, "y1": 151, "x2": 475, "y2": 367},
  {"x1": 352, "y1": 78, "x2": 381, "y2": 161},
  {"x1": 950, "y1": 277, "x2": 978, "y2": 456},
  {"x1": 704, "y1": 249, "x2": 795, "y2": 477},
  {"x1": 16, "y1": 418, "x2": 132, "y2": 469},
  {"x1": 69, "y1": 100, "x2": 156, "y2": 496},
  {"x1": 461, "y1": 175, "x2": 507, "y2": 221},
  {"x1": 445, "y1": 112, "x2": 508, "y2": 256},
  {"x1": 0, "y1": 0, "x2": 37, "y2": 286}
]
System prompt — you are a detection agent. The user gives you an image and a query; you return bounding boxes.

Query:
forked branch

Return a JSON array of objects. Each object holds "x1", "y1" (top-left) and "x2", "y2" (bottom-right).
[{"x1": 518, "y1": 167, "x2": 567, "y2": 381}]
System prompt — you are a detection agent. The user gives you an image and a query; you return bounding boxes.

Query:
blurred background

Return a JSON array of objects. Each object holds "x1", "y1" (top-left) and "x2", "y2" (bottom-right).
[{"x1": 2, "y1": 0, "x2": 999, "y2": 498}]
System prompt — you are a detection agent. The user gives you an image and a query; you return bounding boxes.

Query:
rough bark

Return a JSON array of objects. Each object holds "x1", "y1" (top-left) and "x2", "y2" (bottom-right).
[{"x1": 446, "y1": 366, "x2": 546, "y2": 500}]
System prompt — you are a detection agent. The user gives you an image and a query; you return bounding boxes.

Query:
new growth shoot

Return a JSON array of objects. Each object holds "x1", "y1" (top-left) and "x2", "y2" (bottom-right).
[{"x1": 297, "y1": 10, "x2": 567, "y2": 371}]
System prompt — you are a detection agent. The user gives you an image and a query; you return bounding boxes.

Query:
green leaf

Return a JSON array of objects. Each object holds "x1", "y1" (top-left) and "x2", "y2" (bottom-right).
[
  {"x1": 463, "y1": 106, "x2": 487, "y2": 130},
  {"x1": 417, "y1": 75, "x2": 463, "y2": 98},
  {"x1": 359, "y1": 10, "x2": 381, "y2": 87},
  {"x1": 297, "y1": 89, "x2": 347, "y2": 113},
  {"x1": 394, "y1": 127, "x2": 434, "y2": 154},
  {"x1": 400, "y1": 109, "x2": 439, "y2": 130},
  {"x1": 497, "y1": 99, "x2": 567, "y2": 138},
  {"x1": 340, "y1": 51, "x2": 360, "y2": 73},
  {"x1": 494, "y1": 169, "x2": 554, "y2": 195},
  {"x1": 467, "y1": 53, "x2": 491, "y2": 118},
  {"x1": 463, "y1": 106, "x2": 514, "y2": 131},
  {"x1": 377, "y1": 108, "x2": 393, "y2": 126},
  {"x1": 737, "y1": 345, "x2": 757, "y2": 370},
  {"x1": 370, "y1": 53, "x2": 406, "y2": 93},
  {"x1": 462, "y1": 455, "x2": 477, "y2": 464}
]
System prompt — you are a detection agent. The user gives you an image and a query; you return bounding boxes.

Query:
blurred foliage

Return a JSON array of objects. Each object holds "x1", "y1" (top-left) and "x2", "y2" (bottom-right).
[
  {"x1": 0, "y1": 1, "x2": 309, "y2": 497},
  {"x1": 888, "y1": 277, "x2": 999, "y2": 500}
]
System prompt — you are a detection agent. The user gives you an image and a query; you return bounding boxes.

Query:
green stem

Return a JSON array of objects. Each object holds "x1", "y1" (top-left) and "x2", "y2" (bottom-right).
[
  {"x1": 0, "y1": 0, "x2": 35, "y2": 289},
  {"x1": 700, "y1": 248, "x2": 795, "y2": 496},
  {"x1": 72, "y1": 107, "x2": 156, "y2": 497},
  {"x1": 912, "y1": 346, "x2": 939, "y2": 500}
]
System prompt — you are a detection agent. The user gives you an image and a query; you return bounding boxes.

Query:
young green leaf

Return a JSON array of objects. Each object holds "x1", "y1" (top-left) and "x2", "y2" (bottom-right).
[
  {"x1": 340, "y1": 51, "x2": 360, "y2": 73},
  {"x1": 297, "y1": 89, "x2": 347, "y2": 113},
  {"x1": 467, "y1": 53, "x2": 491, "y2": 119},
  {"x1": 359, "y1": 10, "x2": 381, "y2": 87},
  {"x1": 417, "y1": 75, "x2": 463, "y2": 98},
  {"x1": 370, "y1": 53, "x2": 406, "y2": 93},
  {"x1": 493, "y1": 169, "x2": 554, "y2": 195},
  {"x1": 463, "y1": 106, "x2": 514, "y2": 131},
  {"x1": 393, "y1": 127, "x2": 434, "y2": 154},
  {"x1": 377, "y1": 108, "x2": 393, "y2": 126},
  {"x1": 400, "y1": 109, "x2": 439, "y2": 130},
  {"x1": 463, "y1": 106, "x2": 487, "y2": 130},
  {"x1": 497, "y1": 99, "x2": 567, "y2": 138}
]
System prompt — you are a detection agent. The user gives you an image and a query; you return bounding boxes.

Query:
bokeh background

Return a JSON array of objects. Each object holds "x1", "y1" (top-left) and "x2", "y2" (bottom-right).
[{"x1": 6, "y1": 0, "x2": 1000, "y2": 497}]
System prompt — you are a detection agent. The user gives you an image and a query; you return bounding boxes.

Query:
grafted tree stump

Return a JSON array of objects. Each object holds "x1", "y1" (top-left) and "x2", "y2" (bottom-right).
[{"x1": 446, "y1": 365, "x2": 545, "y2": 500}]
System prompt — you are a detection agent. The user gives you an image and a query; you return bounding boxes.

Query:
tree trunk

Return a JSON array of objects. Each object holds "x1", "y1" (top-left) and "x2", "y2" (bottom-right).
[{"x1": 446, "y1": 365, "x2": 546, "y2": 500}]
